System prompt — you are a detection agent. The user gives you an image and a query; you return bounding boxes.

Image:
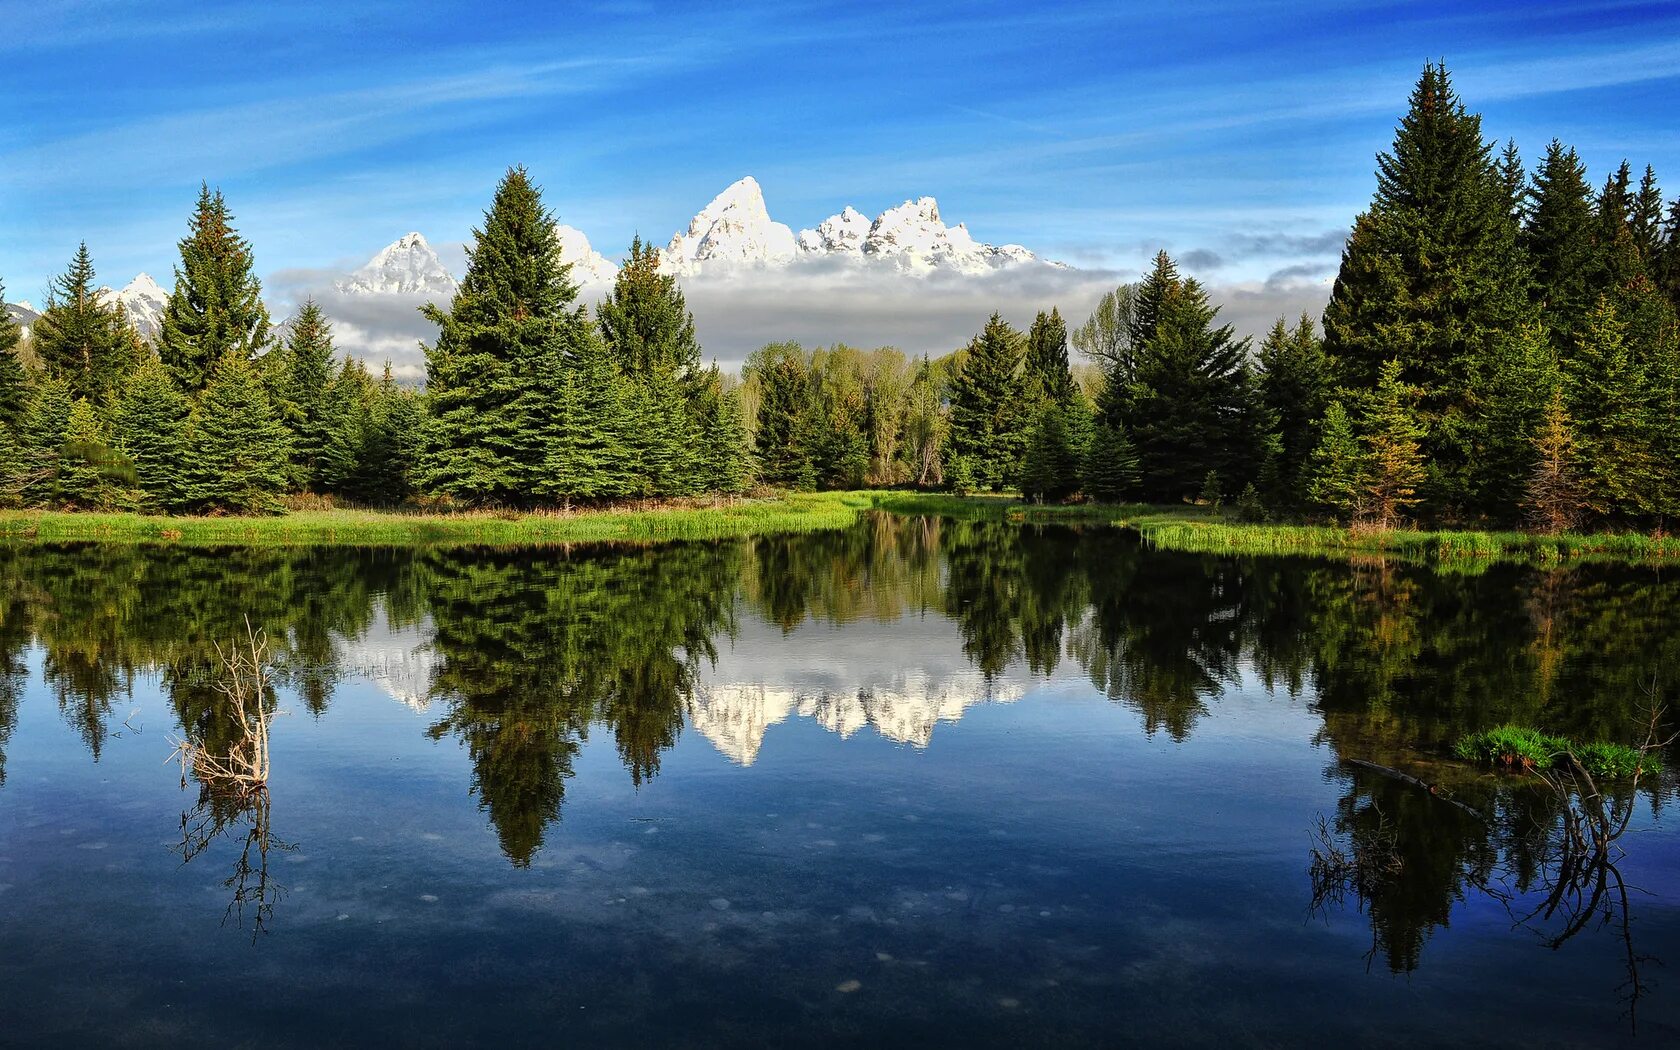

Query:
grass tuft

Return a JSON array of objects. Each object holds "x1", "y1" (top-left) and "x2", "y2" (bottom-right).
[{"x1": 1454, "y1": 725, "x2": 1661, "y2": 779}]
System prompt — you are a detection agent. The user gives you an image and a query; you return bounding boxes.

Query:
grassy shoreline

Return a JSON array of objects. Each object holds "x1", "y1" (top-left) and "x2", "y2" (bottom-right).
[{"x1": 3, "y1": 491, "x2": 1678, "y2": 563}]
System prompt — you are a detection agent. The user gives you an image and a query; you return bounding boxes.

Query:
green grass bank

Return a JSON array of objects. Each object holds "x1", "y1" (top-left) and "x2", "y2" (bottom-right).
[{"x1": 4, "y1": 491, "x2": 1679, "y2": 564}]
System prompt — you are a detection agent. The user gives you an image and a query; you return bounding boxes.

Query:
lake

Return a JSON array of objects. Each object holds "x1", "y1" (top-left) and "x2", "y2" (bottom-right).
[{"x1": 1, "y1": 514, "x2": 1677, "y2": 1047}]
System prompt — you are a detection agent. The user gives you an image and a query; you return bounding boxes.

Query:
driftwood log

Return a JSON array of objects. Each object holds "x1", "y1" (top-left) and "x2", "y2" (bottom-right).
[{"x1": 1342, "y1": 758, "x2": 1486, "y2": 819}]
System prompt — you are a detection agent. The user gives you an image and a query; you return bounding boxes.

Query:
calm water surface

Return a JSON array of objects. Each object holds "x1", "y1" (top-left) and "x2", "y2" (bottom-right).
[{"x1": 1, "y1": 516, "x2": 1677, "y2": 1047}]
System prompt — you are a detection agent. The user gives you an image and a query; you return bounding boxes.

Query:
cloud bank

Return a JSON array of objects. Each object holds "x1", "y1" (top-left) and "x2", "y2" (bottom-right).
[{"x1": 268, "y1": 258, "x2": 1335, "y2": 380}]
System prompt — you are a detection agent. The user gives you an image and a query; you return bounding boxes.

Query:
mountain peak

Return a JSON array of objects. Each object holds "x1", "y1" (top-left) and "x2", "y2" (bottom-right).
[
  {"x1": 662, "y1": 175, "x2": 797, "y2": 275},
  {"x1": 97, "y1": 273, "x2": 170, "y2": 340},
  {"x1": 338, "y1": 233, "x2": 458, "y2": 296},
  {"x1": 554, "y1": 223, "x2": 617, "y2": 287}
]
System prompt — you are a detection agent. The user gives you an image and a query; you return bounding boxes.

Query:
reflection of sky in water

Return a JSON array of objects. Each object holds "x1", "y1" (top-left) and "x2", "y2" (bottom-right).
[{"x1": 1, "y1": 536, "x2": 1678, "y2": 1047}]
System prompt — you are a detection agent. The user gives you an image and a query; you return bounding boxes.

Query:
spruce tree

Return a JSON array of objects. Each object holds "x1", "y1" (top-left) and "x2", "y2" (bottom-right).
[
  {"x1": 1322, "y1": 63, "x2": 1531, "y2": 511},
  {"x1": 947, "y1": 313, "x2": 1028, "y2": 490},
  {"x1": 536, "y1": 371, "x2": 604, "y2": 507},
  {"x1": 318, "y1": 359, "x2": 374, "y2": 497},
  {"x1": 1594, "y1": 161, "x2": 1647, "y2": 292},
  {"x1": 1631, "y1": 166, "x2": 1665, "y2": 263},
  {"x1": 55, "y1": 400, "x2": 135, "y2": 510},
  {"x1": 1565, "y1": 296, "x2": 1656, "y2": 519},
  {"x1": 181, "y1": 350, "x2": 294, "y2": 514},
  {"x1": 747, "y1": 343, "x2": 813, "y2": 487},
  {"x1": 1523, "y1": 387, "x2": 1588, "y2": 534},
  {"x1": 1081, "y1": 422, "x2": 1141, "y2": 503},
  {"x1": 0, "y1": 277, "x2": 26, "y2": 433},
  {"x1": 597, "y1": 237, "x2": 700, "y2": 380},
  {"x1": 1257, "y1": 313, "x2": 1331, "y2": 507},
  {"x1": 1362, "y1": 359, "x2": 1427, "y2": 529},
  {"x1": 30, "y1": 244, "x2": 140, "y2": 404},
  {"x1": 1024, "y1": 308, "x2": 1075, "y2": 407},
  {"x1": 1021, "y1": 402, "x2": 1083, "y2": 502},
  {"x1": 359, "y1": 364, "x2": 422, "y2": 506},
  {"x1": 1522, "y1": 141, "x2": 1598, "y2": 337},
  {"x1": 113, "y1": 357, "x2": 190, "y2": 511},
  {"x1": 12, "y1": 375, "x2": 73, "y2": 506},
  {"x1": 1306, "y1": 401, "x2": 1367, "y2": 521},
  {"x1": 691, "y1": 368, "x2": 749, "y2": 496},
  {"x1": 158, "y1": 186, "x2": 272, "y2": 394},
  {"x1": 419, "y1": 167, "x2": 591, "y2": 505},
  {"x1": 1118, "y1": 259, "x2": 1260, "y2": 500},
  {"x1": 280, "y1": 301, "x2": 337, "y2": 489}
]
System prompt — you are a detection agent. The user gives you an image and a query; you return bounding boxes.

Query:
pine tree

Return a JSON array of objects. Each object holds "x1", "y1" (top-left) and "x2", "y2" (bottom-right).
[
  {"x1": 947, "y1": 313, "x2": 1028, "y2": 490},
  {"x1": 0, "y1": 277, "x2": 26, "y2": 433},
  {"x1": 1631, "y1": 166, "x2": 1665, "y2": 263},
  {"x1": 11, "y1": 375, "x2": 73, "y2": 506},
  {"x1": 1363, "y1": 359, "x2": 1428, "y2": 529},
  {"x1": 157, "y1": 186, "x2": 272, "y2": 394},
  {"x1": 1024, "y1": 308, "x2": 1075, "y2": 407},
  {"x1": 1522, "y1": 141, "x2": 1598, "y2": 337},
  {"x1": 30, "y1": 244, "x2": 141, "y2": 404},
  {"x1": 1595, "y1": 160, "x2": 1647, "y2": 292},
  {"x1": 597, "y1": 237, "x2": 700, "y2": 381},
  {"x1": 113, "y1": 357, "x2": 190, "y2": 511},
  {"x1": 747, "y1": 343, "x2": 813, "y2": 487},
  {"x1": 1564, "y1": 296, "x2": 1657, "y2": 519},
  {"x1": 1306, "y1": 401, "x2": 1366, "y2": 521},
  {"x1": 691, "y1": 368, "x2": 749, "y2": 496},
  {"x1": 181, "y1": 350, "x2": 294, "y2": 514},
  {"x1": 419, "y1": 167, "x2": 591, "y2": 505},
  {"x1": 55, "y1": 400, "x2": 135, "y2": 510},
  {"x1": 358, "y1": 363, "x2": 422, "y2": 506},
  {"x1": 1118, "y1": 258, "x2": 1260, "y2": 500},
  {"x1": 1497, "y1": 139, "x2": 1525, "y2": 221},
  {"x1": 1523, "y1": 387, "x2": 1588, "y2": 534},
  {"x1": 536, "y1": 371, "x2": 604, "y2": 507},
  {"x1": 280, "y1": 301, "x2": 337, "y2": 489},
  {"x1": 1021, "y1": 402, "x2": 1083, "y2": 502},
  {"x1": 1081, "y1": 422, "x2": 1141, "y2": 502},
  {"x1": 1257, "y1": 313, "x2": 1331, "y2": 507},
  {"x1": 1322, "y1": 63, "x2": 1531, "y2": 511},
  {"x1": 318, "y1": 359, "x2": 374, "y2": 496}
]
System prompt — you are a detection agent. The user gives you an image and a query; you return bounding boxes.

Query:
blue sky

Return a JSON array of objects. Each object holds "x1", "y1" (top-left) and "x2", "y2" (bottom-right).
[{"x1": 4, "y1": 0, "x2": 1680, "y2": 343}]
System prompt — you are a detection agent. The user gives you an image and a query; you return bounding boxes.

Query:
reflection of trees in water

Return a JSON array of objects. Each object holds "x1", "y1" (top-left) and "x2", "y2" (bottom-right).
[
  {"x1": 176, "y1": 785, "x2": 293, "y2": 942},
  {"x1": 0, "y1": 520, "x2": 1676, "y2": 883},
  {"x1": 420, "y1": 542, "x2": 741, "y2": 865}
]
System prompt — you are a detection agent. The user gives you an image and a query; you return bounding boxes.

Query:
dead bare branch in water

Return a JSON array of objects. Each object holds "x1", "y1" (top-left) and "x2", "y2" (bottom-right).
[
  {"x1": 167, "y1": 618, "x2": 294, "y2": 941},
  {"x1": 166, "y1": 619, "x2": 279, "y2": 798}
]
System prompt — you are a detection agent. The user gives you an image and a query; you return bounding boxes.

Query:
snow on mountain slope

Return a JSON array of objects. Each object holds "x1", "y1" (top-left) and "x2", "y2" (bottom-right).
[
  {"x1": 660, "y1": 177, "x2": 1054, "y2": 275},
  {"x1": 97, "y1": 273, "x2": 169, "y2": 340},
  {"x1": 337, "y1": 232, "x2": 459, "y2": 297},
  {"x1": 660, "y1": 176, "x2": 798, "y2": 275},
  {"x1": 555, "y1": 223, "x2": 617, "y2": 287},
  {"x1": 4, "y1": 300, "x2": 38, "y2": 339}
]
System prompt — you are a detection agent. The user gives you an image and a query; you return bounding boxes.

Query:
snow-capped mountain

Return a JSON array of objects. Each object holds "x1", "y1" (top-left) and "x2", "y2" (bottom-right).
[
  {"x1": 685, "y1": 673, "x2": 1022, "y2": 765},
  {"x1": 659, "y1": 176, "x2": 1053, "y2": 276},
  {"x1": 337, "y1": 232, "x2": 459, "y2": 297},
  {"x1": 4, "y1": 300, "x2": 37, "y2": 339},
  {"x1": 660, "y1": 176, "x2": 799, "y2": 276},
  {"x1": 555, "y1": 223, "x2": 617, "y2": 287},
  {"x1": 98, "y1": 273, "x2": 169, "y2": 341}
]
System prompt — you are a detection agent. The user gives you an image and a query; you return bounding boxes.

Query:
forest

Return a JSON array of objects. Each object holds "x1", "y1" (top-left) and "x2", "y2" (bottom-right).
[{"x1": 3, "y1": 63, "x2": 1679, "y2": 531}]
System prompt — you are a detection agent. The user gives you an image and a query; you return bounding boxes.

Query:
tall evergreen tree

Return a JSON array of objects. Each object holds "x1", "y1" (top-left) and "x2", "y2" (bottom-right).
[
  {"x1": 11, "y1": 375, "x2": 73, "y2": 506},
  {"x1": 419, "y1": 167, "x2": 591, "y2": 505},
  {"x1": 1024, "y1": 308, "x2": 1075, "y2": 406},
  {"x1": 597, "y1": 237, "x2": 700, "y2": 381},
  {"x1": 1362, "y1": 359, "x2": 1428, "y2": 529},
  {"x1": 1564, "y1": 296, "x2": 1656, "y2": 520},
  {"x1": 318, "y1": 359, "x2": 374, "y2": 496},
  {"x1": 1117, "y1": 259, "x2": 1260, "y2": 500},
  {"x1": 1522, "y1": 141, "x2": 1598, "y2": 337},
  {"x1": 1631, "y1": 166, "x2": 1665, "y2": 263},
  {"x1": 1021, "y1": 400, "x2": 1085, "y2": 501},
  {"x1": 30, "y1": 244, "x2": 140, "y2": 404},
  {"x1": 113, "y1": 357, "x2": 190, "y2": 511},
  {"x1": 1306, "y1": 401, "x2": 1366, "y2": 522},
  {"x1": 181, "y1": 350, "x2": 293, "y2": 514},
  {"x1": 1322, "y1": 63, "x2": 1531, "y2": 511},
  {"x1": 157, "y1": 186, "x2": 272, "y2": 394},
  {"x1": 690, "y1": 368, "x2": 749, "y2": 496},
  {"x1": 1594, "y1": 160, "x2": 1647, "y2": 292},
  {"x1": 747, "y1": 343, "x2": 813, "y2": 487},
  {"x1": 1523, "y1": 387, "x2": 1588, "y2": 534},
  {"x1": 1257, "y1": 313, "x2": 1331, "y2": 507},
  {"x1": 0, "y1": 278, "x2": 26, "y2": 433},
  {"x1": 280, "y1": 301, "x2": 337, "y2": 489},
  {"x1": 947, "y1": 313, "x2": 1028, "y2": 490}
]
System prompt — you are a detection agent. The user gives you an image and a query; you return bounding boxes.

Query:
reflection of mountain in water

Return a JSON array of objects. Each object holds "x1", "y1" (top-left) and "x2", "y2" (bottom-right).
[
  {"x1": 332, "y1": 609, "x2": 438, "y2": 712},
  {"x1": 689, "y1": 674, "x2": 1022, "y2": 764}
]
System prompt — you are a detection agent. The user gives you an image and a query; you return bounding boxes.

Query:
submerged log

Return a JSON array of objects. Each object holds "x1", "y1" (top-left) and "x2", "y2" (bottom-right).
[{"x1": 1342, "y1": 758, "x2": 1486, "y2": 819}]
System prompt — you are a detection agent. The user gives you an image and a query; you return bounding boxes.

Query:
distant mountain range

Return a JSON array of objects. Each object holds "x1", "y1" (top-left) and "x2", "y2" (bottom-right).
[
  {"x1": 333, "y1": 175, "x2": 1061, "y2": 298},
  {"x1": 1, "y1": 176, "x2": 1063, "y2": 345}
]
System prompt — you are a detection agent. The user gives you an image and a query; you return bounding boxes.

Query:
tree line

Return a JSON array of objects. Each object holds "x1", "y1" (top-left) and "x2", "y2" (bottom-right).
[{"x1": 3, "y1": 63, "x2": 1678, "y2": 526}]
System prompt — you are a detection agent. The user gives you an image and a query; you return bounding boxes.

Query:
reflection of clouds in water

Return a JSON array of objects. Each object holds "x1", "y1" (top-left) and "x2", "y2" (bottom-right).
[{"x1": 331, "y1": 608, "x2": 437, "y2": 711}]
